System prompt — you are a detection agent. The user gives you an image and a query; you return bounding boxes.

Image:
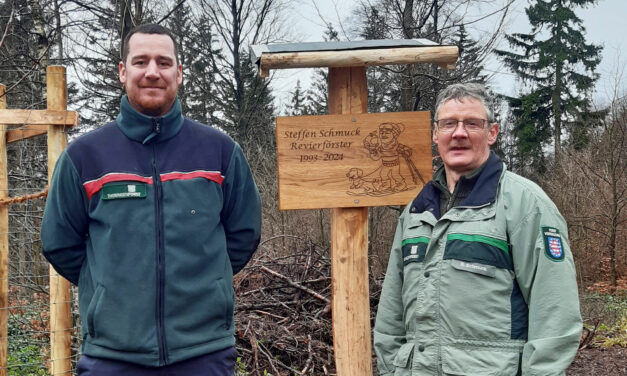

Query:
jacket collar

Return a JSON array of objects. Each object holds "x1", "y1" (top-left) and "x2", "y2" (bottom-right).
[
  {"x1": 116, "y1": 95, "x2": 185, "y2": 144},
  {"x1": 410, "y1": 151, "x2": 503, "y2": 218}
]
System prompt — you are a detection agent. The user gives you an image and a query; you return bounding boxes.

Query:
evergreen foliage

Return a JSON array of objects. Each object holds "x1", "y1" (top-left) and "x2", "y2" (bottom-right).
[
  {"x1": 285, "y1": 80, "x2": 311, "y2": 116},
  {"x1": 191, "y1": 0, "x2": 285, "y2": 150},
  {"x1": 232, "y1": 51, "x2": 276, "y2": 150},
  {"x1": 304, "y1": 24, "x2": 340, "y2": 115},
  {"x1": 168, "y1": 8, "x2": 222, "y2": 126},
  {"x1": 495, "y1": 0, "x2": 602, "y2": 162},
  {"x1": 72, "y1": 0, "x2": 155, "y2": 127},
  {"x1": 0, "y1": 0, "x2": 45, "y2": 108},
  {"x1": 350, "y1": 0, "x2": 498, "y2": 116},
  {"x1": 307, "y1": 67, "x2": 329, "y2": 115}
]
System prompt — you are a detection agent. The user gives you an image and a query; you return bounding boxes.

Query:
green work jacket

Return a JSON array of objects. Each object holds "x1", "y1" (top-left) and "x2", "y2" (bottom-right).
[
  {"x1": 42, "y1": 97, "x2": 261, "y2": 366},
  {"x1": 373, "y1": 153, "x2": 582, "y2": 376}
]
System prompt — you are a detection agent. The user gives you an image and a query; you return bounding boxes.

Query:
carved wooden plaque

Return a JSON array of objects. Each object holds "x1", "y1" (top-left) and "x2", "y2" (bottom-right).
[{"x1": 275, "y1": 111, "x2": 432, "y2": 210}]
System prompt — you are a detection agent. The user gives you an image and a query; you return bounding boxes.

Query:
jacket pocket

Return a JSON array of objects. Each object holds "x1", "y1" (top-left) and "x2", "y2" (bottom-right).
[
  {"x1": 440, "y1": 234, "x2": 516, "y2": 340},
  {"x1": 450, "y1": 259, "x2": 497, "y2": 278},
  {"x1": 444, "y1": 233, "x2": 512, "y2": 270},
  {"x1": 86, "y1": 284, "x2": 105, "y2": 338},
  {"x1": 218, "y1": 278, "x2": 234, "y2": 330},
  {"x1": 392, "y1": 342, "x2": 414, "y2": 375},
  {"x1": 441, "y1": 340, "x2": 522, "y2": 376}
]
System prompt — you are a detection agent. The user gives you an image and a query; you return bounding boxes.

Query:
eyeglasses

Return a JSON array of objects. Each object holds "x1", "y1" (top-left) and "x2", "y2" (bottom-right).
[{"x1": 435, "y1": 118, "x2": 488, "y2": 133}]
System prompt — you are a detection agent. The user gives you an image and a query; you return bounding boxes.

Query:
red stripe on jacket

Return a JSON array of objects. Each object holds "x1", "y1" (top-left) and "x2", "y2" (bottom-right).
[
  {"x1": 83, "y1": 171, "x2": 224, "y2": 199},
  {"x1": 160, "y1": 171, "x2": 224, "y2": 185},
  {"x1": 84, "y1": 173, "x2": 153, "y2": 199}
]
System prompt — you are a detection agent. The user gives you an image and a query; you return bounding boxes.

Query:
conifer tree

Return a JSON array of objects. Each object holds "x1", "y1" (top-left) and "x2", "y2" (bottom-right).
[
  {"x1": 72, "y1": 0, "x2": 154, "y2": 127},
  {"x1": 306, "y1": 25, "x2": 339, "y2": 115},
  {"x1": 453, "y1": 24, "x2": 489, "y2": 84},
  {"x1": 178, "y1": 14, "x2": 222, "y2": 126},
  {"x1": 0, "y1": 0, "x2": 47, "y2": 107},
  {"x1": 307, "y1": 68, "x2": 329, "y2": 115},
  {"x1": 235, "y1": 51, "x2": 276, "y2": 151},
  {"x1": 285, "y1": 80, "x2": 311, "y2": 116},
  {"x1": 357, "y1": 4, "x2": 398, "y2": 113},
  {"x1": 199, "y1": 0, "x2": 285, "y2": 146},
  {"x1": 496, "y1": 0, "x2": 602, "y2": 156},
  {"x1": 351, "y1": 0, "x2": 501, "y2": 114},
  {"x1": 167, "y1": 1, "x2": 192, "y2": 112}
]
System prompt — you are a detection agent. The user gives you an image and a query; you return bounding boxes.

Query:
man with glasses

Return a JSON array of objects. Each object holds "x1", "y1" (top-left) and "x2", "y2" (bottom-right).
[{"x1": 373, "y1": 83, "x2": 581, "y2": 375}]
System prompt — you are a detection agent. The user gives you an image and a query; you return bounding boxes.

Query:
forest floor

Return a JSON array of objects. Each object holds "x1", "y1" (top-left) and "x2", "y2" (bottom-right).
[
  {"x1": 568, "y1": 347, "x2": 627, "y2": 376},
  {"x1": 570, "y1": 281, "x2": 627, "y2": 375},
  {"x1": 233, "y1": 249, "x2": 627, "y2": 375}
]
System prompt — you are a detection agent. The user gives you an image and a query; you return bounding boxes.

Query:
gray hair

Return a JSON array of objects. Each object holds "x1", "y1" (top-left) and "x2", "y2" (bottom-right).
[{"x1": 434, "y1": 83, "x2": 494, "y2": 122}]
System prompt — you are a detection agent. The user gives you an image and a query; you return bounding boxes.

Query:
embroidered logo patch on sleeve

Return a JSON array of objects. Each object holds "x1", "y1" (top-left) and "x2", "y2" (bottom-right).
[
  {"x1": 542, "y1": 226, "x2": 565, "y2": 261},
  {"x1": 102, "y1": 183, "x2": 147, "y2": 200}
]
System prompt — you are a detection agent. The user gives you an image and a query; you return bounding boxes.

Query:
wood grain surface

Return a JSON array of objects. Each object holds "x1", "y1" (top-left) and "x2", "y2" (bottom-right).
[
  {"x1": 276, "y1": 111, "x2": 432, "y2": 210},
  {"x1": 259, "y1": 46, "x2": 458, "y2": 76}
]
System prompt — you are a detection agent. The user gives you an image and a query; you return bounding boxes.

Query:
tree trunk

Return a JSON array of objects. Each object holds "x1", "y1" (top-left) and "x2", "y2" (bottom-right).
[
  {"x1": 120, "y1": 0, "x2": 143, "y2": 60},
  {"x1": 27, "y1": 0, "x2": 48, "y2": 96},
  {"x1": 230, "y1": 0, "x2": 244, "y2": 139},
  {"x1": 608, "y1": 120, "x2": 619, "y2": 288},
  {"x1": 53, "y1": 0, "x2": 63, "y2": 61},
  {"x1": 553, "y1": 61, "x2": 563, "y2": 156},
  {"x1": 400, "y1": 0, "x2": 415, "y2": 111}
]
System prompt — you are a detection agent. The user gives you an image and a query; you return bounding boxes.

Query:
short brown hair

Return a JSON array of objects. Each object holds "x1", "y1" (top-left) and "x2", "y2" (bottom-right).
[{"x1": 121, "y1": 23, "x2": 179, "y2": 64}]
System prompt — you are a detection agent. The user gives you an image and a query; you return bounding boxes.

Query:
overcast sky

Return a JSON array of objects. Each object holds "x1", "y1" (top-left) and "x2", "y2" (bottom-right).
[{"x1": 272, "y1": 0, "x2": 626, "y2": 110}]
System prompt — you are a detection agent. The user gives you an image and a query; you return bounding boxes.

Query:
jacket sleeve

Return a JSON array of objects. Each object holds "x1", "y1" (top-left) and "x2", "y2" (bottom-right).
[
  {"x1": 221, "y1": 143, "x2": 261, "y2": 274},
  {"x1": 373, "y1": 210, "x2": 407, "y2": 376},
  {"x1": 41, "y1": 151, "x2": 89, "y2": 285},
  {"x1": 509, "y1": 193, "x2": 582, "y2": 376}
]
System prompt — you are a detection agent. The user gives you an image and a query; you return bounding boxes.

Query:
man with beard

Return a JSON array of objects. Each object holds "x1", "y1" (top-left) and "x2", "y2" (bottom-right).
[{"x1": 41, "y1": 24, "x2": 261, "y2": 375}]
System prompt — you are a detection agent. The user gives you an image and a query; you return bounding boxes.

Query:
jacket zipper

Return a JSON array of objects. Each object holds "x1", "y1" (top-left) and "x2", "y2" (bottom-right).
[{"x1": 151, "y1": 119, "x2": 168, "y2": 366}]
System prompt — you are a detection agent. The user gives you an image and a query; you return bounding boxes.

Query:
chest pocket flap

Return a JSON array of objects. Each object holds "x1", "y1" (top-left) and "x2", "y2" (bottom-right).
[
  {"x1": 444, "y1": 233, "x2": 513, "y2": 270},
  {"x1": 402, "y1": 212, "x2": 435, "y2": 265}
]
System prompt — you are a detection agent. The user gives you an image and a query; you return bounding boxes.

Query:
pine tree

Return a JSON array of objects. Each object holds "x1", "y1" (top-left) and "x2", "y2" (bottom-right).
[
  {"x1": 166, "y1": 0, "x2": 192, "y2": 112},
  {"x1": 453, "y1": 24, "x2": 489, "y2": 84},
  {"x1": 230, "y1": 50, "x2": 275, "y2": 151},
  {"x1": 285, "y1": 80, "x2": 311, "y2": 116},
  {"x1": 351, "y1": 0, "x2": 500, "y2": 114},
  {"x1": 306, "y1": 25, "x2": 339, "y2": 115},
  {"x1": 178, "y1": 14, "x2": 222, "y2": 126},
  {"x1": 507, "y1": 91, "x2": 552, "y2": 173},
  {"x1": 199, "y1": 0, "x2": 285, "y2": 146},
  {"x1": 0, "y1": 0, "x2": 45, "y2": 107},
  {"x1": 495, "y1": 0, "x2": 602, "y2": 155},
  {"x1": 357, "y1": 4, "x2": 398, "y2": 113},
  {"x1": 72, "y1": 0, "x2": 154, "y2": 127},
  {"x1": 307, "y1": 68, "x2": 329, "y2": 115}
]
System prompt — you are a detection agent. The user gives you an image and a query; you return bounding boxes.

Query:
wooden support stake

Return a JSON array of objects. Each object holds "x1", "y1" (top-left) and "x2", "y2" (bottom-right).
[
  {"x1": 0, "y1": 84, "x2": 8, "y2": 376},
  {"x1": 47, "y1": 66, "x2": 72, "y2": 376},
  {"x1": 328, "y1": 66, "x2": 373, "y2": 376},
  {"x1": 0, "y1": 109, "x2": 79, "y2": 126},
  {"x1": 6, "y1": 125, "x2": 48, "y2": 144}
]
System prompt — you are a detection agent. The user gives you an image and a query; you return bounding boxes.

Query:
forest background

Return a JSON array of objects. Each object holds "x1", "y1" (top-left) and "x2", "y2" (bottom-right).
[{"x1": 0, "y1": 0, "x2": 625, "y2": 374}]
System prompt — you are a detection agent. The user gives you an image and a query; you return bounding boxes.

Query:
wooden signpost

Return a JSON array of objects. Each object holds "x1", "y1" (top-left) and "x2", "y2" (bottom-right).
[
  {"x1": 276, "y1": 111, "x2": 432, "y2": 210},
  {"x1": 253, "y1": 40, "x2": 458, "y2": 375}
]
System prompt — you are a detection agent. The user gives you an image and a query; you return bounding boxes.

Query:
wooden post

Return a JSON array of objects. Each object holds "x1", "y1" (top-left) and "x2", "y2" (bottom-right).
[
  {"x1": 328, "y1": 67, "x2": 373, "y2": 376},
  {"x1": 0, "y1": 84, "x2": 8, "y2": 376},
  {"x1": 47, "y1": 66, "x2": 72, "y2": 376}
]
